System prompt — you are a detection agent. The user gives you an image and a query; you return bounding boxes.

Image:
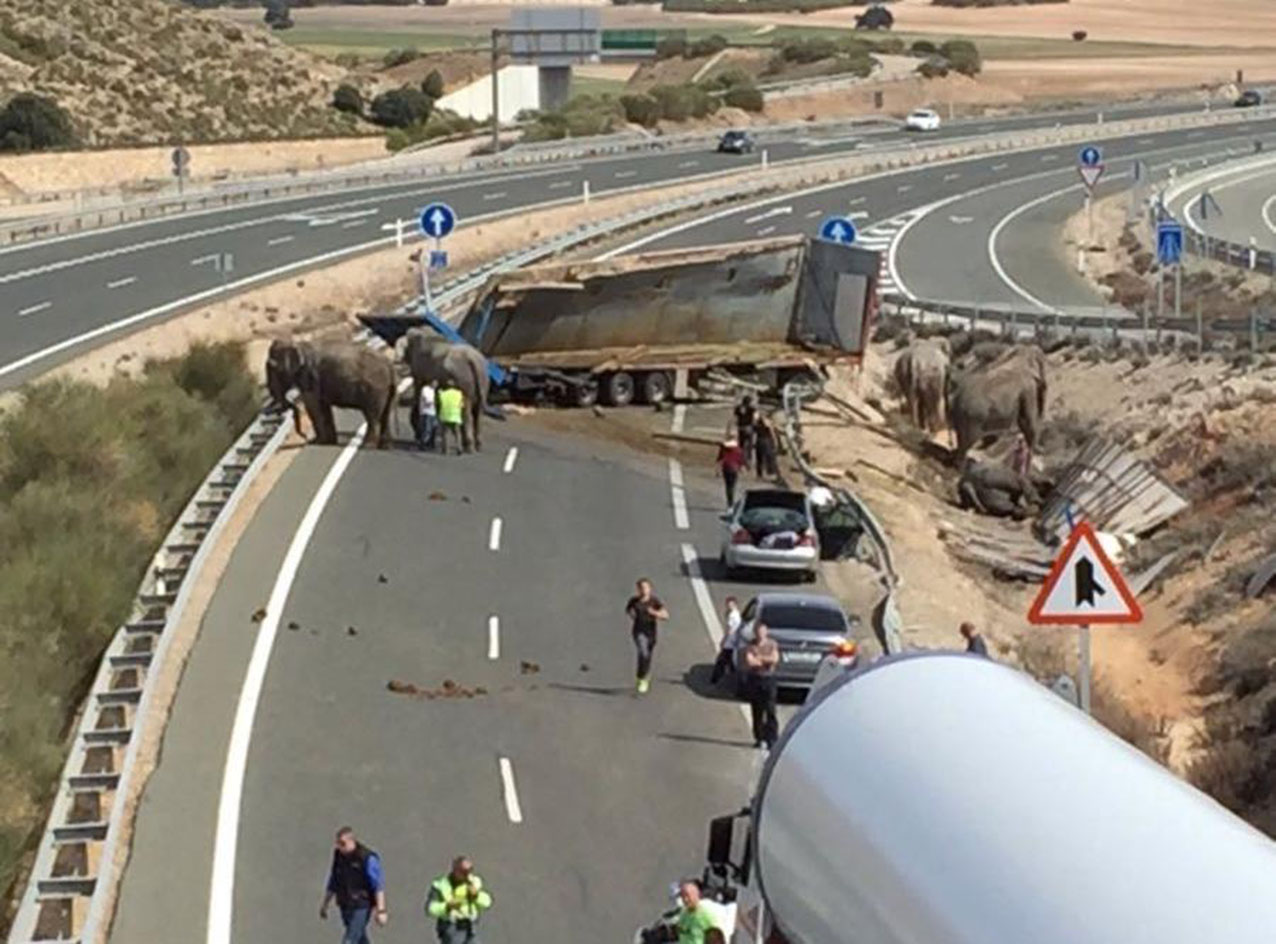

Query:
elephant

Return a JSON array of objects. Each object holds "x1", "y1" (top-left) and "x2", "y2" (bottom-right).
[
  {"x1": 892, "y1": 338, "x2": 950, "y2": 434},
  {"x1": 265, "y1": 339, "x2": 397, "y2": 449},
  {"x1": 957, "y1": 459, "x2": 1041, "y2": 520},
  {"x1": 946, "y1": 344, "x2": 1048, "y2": 461},
  {"x1": 402, "y1": 328, "x2": 491, "y2": 453}
]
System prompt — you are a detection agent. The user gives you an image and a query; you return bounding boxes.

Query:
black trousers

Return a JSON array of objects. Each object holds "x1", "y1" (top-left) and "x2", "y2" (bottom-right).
[
  {"x1": 723, "y1": 468, "x2": 739, "y2": 507},
  {"x1": 633, "y1": 629, "x2": 657, "y2": 680},
  {"x1": 747, "y1": 674, "x2": 779, "y2": 748},
  {"x1": 755, "y1": 442, "x2": 777, "y2": 478},
  {"x1": 710, "y1": 647, "x2": 734, "y2": 684}
]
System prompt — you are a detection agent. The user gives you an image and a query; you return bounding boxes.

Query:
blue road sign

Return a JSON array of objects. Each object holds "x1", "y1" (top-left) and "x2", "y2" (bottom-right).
[
  {"x1": 1079, "y1": 146, "x2": 1102, "y2": 168},
  {"x1": 819, "y1": 216, "x2": 857, "y2": 245},
  {"x1": 429, "y1": 250, "x2": 448, "y2": 271},
  {"x1": 1157, "y1": 221, "x2": 1184, "y2": 266},
  {"x1": 419, "y1": 202, "x2": 457, "y2": 239}
]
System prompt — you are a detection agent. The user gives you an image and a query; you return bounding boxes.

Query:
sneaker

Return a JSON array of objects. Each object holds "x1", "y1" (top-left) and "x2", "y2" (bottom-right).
[{"x1": 636, "y1": 677, "x2": 650, "y2": 694}]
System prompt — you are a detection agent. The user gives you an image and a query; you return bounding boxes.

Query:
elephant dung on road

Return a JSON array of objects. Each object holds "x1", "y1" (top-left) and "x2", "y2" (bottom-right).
[
  {"x1": 265, "y1": 338, "x2": 398, "y2": 449},
  {"x1": 946, "y1": 345, "x2": 1048, "y2": 461},
  {"x1": 402, "y1": 328, "x2": 491, "y2": 452},
  {"x1": 893, "y1": 337, "x2": 951, "y2": 434}
]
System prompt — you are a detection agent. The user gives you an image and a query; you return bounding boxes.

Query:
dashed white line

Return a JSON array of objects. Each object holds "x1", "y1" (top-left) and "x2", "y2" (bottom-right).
[
  {"x1": 943, "y1": 173, "x2": 962, "y2": 181},
  {"x1": 678, "y1": 160, "x2": 700, "y2": 169},
  {"x1": 340, "y1": 220, "x2": 367, "y2": 229},
  {"x1": 896, "y1": 184, "x2": 912, "y2": 193},
  {"x1": 503, "y1": 446, "x2": 519, "y2": 474},
  {"x1": 190, "y1": 254, "x2": 218, "y2": 266},
  {"x1": 549, "y1": 180, "x2": 573, "y2": 189},
  {"x1": 992, "y1": 162, "x2": 1008, "y2": 171},
  {"x1": 498, "y1": 757, "x2": 524, "y2": 824},
  {"x1": 107, "y1": 276, "x2": 137, "y2": 289},
  {"x1": 744, "y1": 206, "x2": 792, "y2": 225},
  {"x1": 756, "y1": 225, "x2": 776, "y2": 236},
  {"x1": 489, "y1": 517, "x2": 503, "y2": 551},
  {"x1": 17, "y1": 301, "x2": 50, "y2": 317},
  {"x1": 669, "y1": 458, "x2": 690, "y2": 531},
  {"x1": 848, "y1": 196, "x2": 865, "y2": 206},
  {"x1": 483, "y1": 191, "x2": 508, "y2": 200},
  {"x1": 1040, "y1": 154, "x2": 1059, "y2": 162},
  {"x1": 615, "y1": 170, "x2": 637, "y2": 179},
  {"x1": 805, "y1": 209, "x2": 822, "y2": 218},
  {"x1": 266, "y1": 236, "x2": 294, "y2": 246},
  {"x1": 672, "y1": 404, "x2": 687, "y2": 434},
  {"x1": 847, "y1": 211, "x2": 869, "y2": 220},
  {"x1": 488, "y1": 615, "x2": 500, "y2": 660}
]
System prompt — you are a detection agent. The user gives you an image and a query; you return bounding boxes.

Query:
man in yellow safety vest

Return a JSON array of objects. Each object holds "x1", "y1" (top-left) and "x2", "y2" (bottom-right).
[
  {"x1": 436, "y1": 380, "x2": 466, "y2": 456},
  {"x1": 426, "y1": 856, "x2": 492, "y2": 943}
]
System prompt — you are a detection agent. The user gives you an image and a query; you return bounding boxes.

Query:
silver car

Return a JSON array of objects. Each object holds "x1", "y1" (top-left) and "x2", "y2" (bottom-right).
[
  {"x1": 730, "y1": 592, "x2": 860, "y2": 691},
  {"x1": 720, "y1": 488, "x2": 819, "y2": 580}
]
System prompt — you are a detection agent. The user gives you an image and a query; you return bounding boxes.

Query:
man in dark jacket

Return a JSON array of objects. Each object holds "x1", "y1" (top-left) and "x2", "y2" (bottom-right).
[{"x1": 320, "y1": 826, "x2": 388, "y2": 943}]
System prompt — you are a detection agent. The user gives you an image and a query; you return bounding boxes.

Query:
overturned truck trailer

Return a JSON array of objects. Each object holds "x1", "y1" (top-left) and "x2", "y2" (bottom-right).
[{"x1": 463, "y1": 236, "x2": 878, "y2": 405}]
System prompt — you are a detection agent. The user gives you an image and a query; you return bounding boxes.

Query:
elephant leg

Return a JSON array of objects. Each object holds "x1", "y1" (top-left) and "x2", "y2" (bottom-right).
[
  {"x1": 471, "y1": 403, "x2": 482, "y2": 452},
  {"x1": 957, "y1": 481, "x2": 984, "y2": 513},
  {"x1": 319, "y1": 404, "x2": 338, "y2": 445},
  {"x1": 460, "y1": 412, "x2": 473, "y2": 453},
  {"x1": 301, "y1": 396, "x2": 326, "y2": 444},
  {"x1": 410, "y1": 381, "x2": 422, "y2": 441}
]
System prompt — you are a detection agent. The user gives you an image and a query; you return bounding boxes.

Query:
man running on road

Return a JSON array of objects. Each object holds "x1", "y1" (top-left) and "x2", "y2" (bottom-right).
[
  {"x1": 320, "y1": 826, "x2": 388, "y2": 944},
  {"x1": 626, "y1": 578, "x2": 669, "y2": 695}
]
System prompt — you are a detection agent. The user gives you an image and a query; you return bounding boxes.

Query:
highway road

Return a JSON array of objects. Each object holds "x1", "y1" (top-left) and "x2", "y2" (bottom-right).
[
  {"x1": 1, "y1": 103, "x2": 1272, "y2": 389},
  {"x1": 1166, "y1": 153, "x2": 1276, "y2": 252}
]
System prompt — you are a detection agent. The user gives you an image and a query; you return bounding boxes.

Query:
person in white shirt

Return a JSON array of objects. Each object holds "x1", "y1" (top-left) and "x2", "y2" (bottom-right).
[
  {"x1": 710, "y1": 597, "x2": 743, "y2": 684},
  {"x1": 416, "y1": 382, "x2": 438, "y2": 452}
]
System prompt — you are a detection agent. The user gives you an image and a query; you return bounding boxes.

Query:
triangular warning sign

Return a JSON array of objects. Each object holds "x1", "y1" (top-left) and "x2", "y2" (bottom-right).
[
  {"x1": 1028, "y1": 522, "x2": 1142, "y2": 625},
  {"x1": 1078, "y1": 164, "x2": 1104, "y2": 190}
]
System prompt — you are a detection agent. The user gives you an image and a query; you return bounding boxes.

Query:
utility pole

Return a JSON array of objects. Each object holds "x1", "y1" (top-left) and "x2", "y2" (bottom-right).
[{"x1": 491, "y1": 28, "x2": 501, "y2": 157}]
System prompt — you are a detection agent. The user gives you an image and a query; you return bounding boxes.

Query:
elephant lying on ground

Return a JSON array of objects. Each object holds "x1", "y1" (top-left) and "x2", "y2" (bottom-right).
[
  {"x1": 402, "y1": 328, "x2": 490, "y2": 452},
  {"x1": 265, "y1": 339, "x2": 397, "y2": 448},
  {"x1": 957, "y1": 459, "x2": 1041, "y2": 520},
  {"x1": 947, "y1": 345, "x2": 1048, "y2": 460},
  {"x1": 893, "y1": 338, "x2": 950, "y2": 434}
]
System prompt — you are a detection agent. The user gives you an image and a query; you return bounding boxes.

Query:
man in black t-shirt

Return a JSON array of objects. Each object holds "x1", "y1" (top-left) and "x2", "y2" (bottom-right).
[{"x1": 625, "y1": 578, "x2": 669, "y2": 695}]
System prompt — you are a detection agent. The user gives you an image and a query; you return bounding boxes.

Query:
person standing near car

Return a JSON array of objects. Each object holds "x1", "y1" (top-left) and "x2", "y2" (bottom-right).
[
  {"x1": 320, "y1": 826, "x2": 388, "y2": 944},
  {"x1": 754, "y1": 413, "x2": 779, "y2": 479},
  {"x1": 734, "y1": 395, "x2": 757, "y2": 461},
  {"x1": 710, "y1": 596, "x2": 743, "y2": 684},
  {"x1": 716, "y1": 436, "x2": 746, "y2": 508},
  {"x1": 626, "y1": 578, "x2": 669, "y2": 694},
  {"x1": 743, "y1": 623, "x2": 780, "y2": 750}
]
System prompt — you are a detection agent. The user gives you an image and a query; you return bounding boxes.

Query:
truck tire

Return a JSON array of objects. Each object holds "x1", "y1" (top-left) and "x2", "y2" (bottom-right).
[
  {"x1": 639, "y1": 370, "x2": 672, "y2": 405},
  {"x1": 569, "y1": 380, "x2": 598, "y2": 408},
  {"x1": 603, "y1": 371, "x2": 635, "y2": 407}
]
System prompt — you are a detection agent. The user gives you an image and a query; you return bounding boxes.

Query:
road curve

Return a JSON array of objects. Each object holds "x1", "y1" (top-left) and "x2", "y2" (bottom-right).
[{"x1": 1167, "y1": 154, "x2": 1276, "y2": 251}]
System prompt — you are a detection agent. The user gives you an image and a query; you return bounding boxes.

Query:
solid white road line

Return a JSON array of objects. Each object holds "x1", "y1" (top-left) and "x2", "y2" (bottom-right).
[
  {"x1": 266, "y1": 236, "x2": 294, "y2": 246},
  {"x1": 488, "y1": 615, "x2": 500, "y2": 660},
  {"x1": 17, "y1": 301, "x2": 51, "y2": 317},
  {"x1": 489, "y1": 517, "x2": 503, "y2": 551},
  {"x1": 107, "y1": 276, "x2": 137, "y2": 289},
  {"x1": 1263, "y1": 194, "x2": 1276, "y2": 236},
  {"x1": 206, "y1": 420, "x2": 369, "y2": 944},
  {"x1": 669, "y1": 458, "x2": 690, "y2": 531},
  {"x1": 672, "y1": 404, "x2": 686, "y2": 434},
  {"x1": 680, "y1": 543, "x2": 751, "y2": 724},
  {"x1": 498, "y1": 757, "x2": 524, "y2": 824},
  {"x1": 503, "y1": 446, "x2": 519, "y2": 474}
]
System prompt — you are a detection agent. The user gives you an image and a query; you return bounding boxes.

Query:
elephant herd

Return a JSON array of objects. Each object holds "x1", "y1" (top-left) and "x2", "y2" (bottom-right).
[
  {"x1": 892, "y1": 337, "x2": 1049, "y2": 462},
  {"x1": 264, "y1": 327, "x2": 490, "y2": 452}
]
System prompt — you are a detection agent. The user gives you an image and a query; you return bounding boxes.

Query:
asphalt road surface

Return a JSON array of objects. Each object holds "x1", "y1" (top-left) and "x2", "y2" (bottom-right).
[
  {"x1": 1166, "y1": 155, "x2": 1276, "y2": 251},
  {"x1": 2, "y1": 104, "x2": 1274, "y2": 388}
]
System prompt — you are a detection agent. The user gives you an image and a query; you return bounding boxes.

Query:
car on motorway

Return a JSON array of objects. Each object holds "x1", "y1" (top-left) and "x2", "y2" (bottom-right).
[
  {"x1": 729, "y1": 592, "x2": 860, "y2": 692},
  {"x1": 1235, "y1": 89, "x2": 1264, "y2": 108},
  {"x1": 904, "y1": 108, "x2": 942, "y2": 132},
  {"x1": 717, "y1": 130, "x2": 756, "y2": 154},
  {"x1": 720, "y1": 488, "x2": 819, "y2": 580}
]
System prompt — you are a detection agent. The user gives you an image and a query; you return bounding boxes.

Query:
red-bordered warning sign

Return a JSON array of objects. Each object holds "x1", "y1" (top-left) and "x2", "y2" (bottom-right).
[{"x1": 1028, "y1": 521, "x2": 1142, "y2": 625}]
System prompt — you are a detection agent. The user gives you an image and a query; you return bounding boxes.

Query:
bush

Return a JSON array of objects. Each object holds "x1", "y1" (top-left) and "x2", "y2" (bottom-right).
[
  {"x1": 723, "y1": 83, "x2": 765, "y2": 112},
  {"x1": 263, "y1": 0, "x2": 293, "y2": 29},
  {"x1": 0, "y1": 343, "x2": 258, "y2": 928},
  {"x1": 687, "y1": 34, "x2": 728, "y2": 58},
  {"x1": 421, "y1": 69, "x2": 445, "y2": 100},
  {"x1": 649, "y1": 83, "x2": 719, "y2": 121},
  {"x1": 779, "y1": 37, "x2": 839, "y2": 63},
  {"x1": 620, "y1": 93, "x2": 662, "y2": 127},
  {"x1": 370, "y1": 86, "x2": 432, "y2": 128},
  {"x1": 384, "y1": 109, "x2": 482, "y2": 151},
  {"x1": 910, "y1": 39, "x2": 937, "y2": 56},
  {"x1": 1072, "y1": 29, "x2": 1087, "y2": 41},
  {"x1": 855, "y1": 3, "x2": 894, "y2": 29},
  {"x1": 940, "y1": 39, "x2": 982, "y2": 76},
  {"x1": 383, "y1": 47, "x2": 421, "y2": 68},
  {"x1": 917, "y1": 56, "x2": 949, "y2": 78},
  {"x1": 655, "y1": 36, "x2": 687, "y2": 59},
  {"x1": 702, "y1": 67, "x2": 754, "y2": 91},
  {"x1": 331, "y1": 84, "x2": 364, "y2": 115},
  {"x1": 523, "y1": 94, "x2": 625, "y2": 141},
  {"x1": 0, "y1": 94, "x2": 76, "y2": 153}
]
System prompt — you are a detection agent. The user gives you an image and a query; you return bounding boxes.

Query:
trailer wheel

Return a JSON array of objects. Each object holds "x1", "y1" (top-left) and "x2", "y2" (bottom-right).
[
  {"x1": 603, "y1": 371, "x2": 635, "y2": 407},
  {"x1": 570, "y1": 381, "x2": 599, "y2": 408},
  {"x1": 639, "y1": 370, "x2": 672, "y2": 405}
]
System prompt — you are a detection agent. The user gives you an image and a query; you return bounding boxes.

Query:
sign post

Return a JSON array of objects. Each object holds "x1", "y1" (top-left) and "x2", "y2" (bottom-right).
[
  {"x1": 1027, "y1": 520, "x2": 1142, "y2": 714},
  {"x1": 1077, "y1": 146, "x2": 1104, "y2": 245},
  {"x1": 1157, "y1": 220, "x2": 1184, "y2": 327},
  {"x1": 172, "y1": 145, "x2": 191, "y2": 195},
  {"x1": 818, "y1": 216, "x2": 858, "y2": 245},
  {"x1": 418, "y1": 202, "x2": 457, "y2": 313}
]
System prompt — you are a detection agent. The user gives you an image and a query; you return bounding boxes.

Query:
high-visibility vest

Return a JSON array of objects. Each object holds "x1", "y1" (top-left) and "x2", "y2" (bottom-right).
[
  {"x1": 426, "y1": 873, "x2": 492, "y2": 922},
  {"x1": 437, "y1": 387, "x2": 464, "y2": 425}
]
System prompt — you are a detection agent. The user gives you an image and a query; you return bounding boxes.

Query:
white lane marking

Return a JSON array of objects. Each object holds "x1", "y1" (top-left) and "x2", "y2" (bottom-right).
[
  {"x1": 498, "y1": 757, "x2": 524, "y2": 824},
  {"x1": 483, "y1": 191, "x2": 508, "y2": 200},
  {"x1": 678, "y1": 160, "x2": 700, "y2": 168},
  {"x1": 805, "y1": 209, "x2": 822, "y2": 218},
  {"x1": 489, "y1": 517, "x2": 503, "y2": 551},
  {"x1": 503, "y1": 447, "x2": 518, "y2": 474},
  {"x1": 488, "y1": 615, "x2": 500, "y2": 660},
  {"x1": 848, "y1": 196, "x2": 865, "y2": 205},
  {"x1": 744, "y1": 206, "x2": 792, "y2": 225},
  {"x1": 549, "y1": 180, "x2": 573, "y2": 189},
  {"x1": 1187, "y1": 131, "x2": 1205, "y2": 139},
  {"x1": 672, "y1": 404, "x2": 686, "y2": 434},
  {"x1": 17, "y1": 301, "x2": 50, "y2": 317},
  {"x1": 943, "y1": 173, "x2": 962, "y2": 181},
  {"x1": 1139, "y1": 137, "x2": 1155, "y2": 145},
  {"x1": 615, "y1": 170, "x2": 637, "y2": 179},
  {"x1": 680, "y1": 543, "x2": 751, "y2": 725},
  {"x1": 190, "y1": 253, "x2": 218, "y2": 266},
  {"x1": 756, "y1": 225, "x2": 776, "y2": 236},
  {"x1": 340, "y1": 220, "x2": 367, "y2": 229},
  {"x1": 107, "y1": 276, "x2": 137, "y2": 289},
  {"x1": 207, "y1": 416, "x2": 371, "y2": 944},
  {"x1": 669, "y1": 458, "x2": 690, "y2": 531},
  {"x1": 992, "y1": 162, "x2": 1008, "y2": 171},
  {"x1": 847, "y1": 211, "x2": 869, "y2": 220},
  {"x1": 896, "y1": 184, "x2": 912, "y2": 193},
  {"x1": 1263, "y1": 194, "x2": 1276, "y2": 236},
  {"x1": 266, "y1": 235, "x2": 294, "y2": 246},
  {"x1": 1040, "y1": 154, "x2": 1059, "y2": 162}
]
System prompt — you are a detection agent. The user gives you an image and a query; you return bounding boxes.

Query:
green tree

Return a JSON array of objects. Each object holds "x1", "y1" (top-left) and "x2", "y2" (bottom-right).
[
  {"x1": 421, "y1": 69, "x2": 446, "y2": 100},
  {"x1": 855, "y1": 4, "x2": 893, "y2": 30},
  {"x1": 263, "y1": 0, "x2": 293, "y2": 30},
  {"x1": 0, "y1": 94, "x2": 76, "y2": 153},
  {"x1": 723, "y1": 84, "x2": 764, "y2": 113},
  {"x1": 940, "y1": 39, "x2": 981, "y2": 76},
  {"x1": 370, "y1": 87, "x2": 432, "y2": 128},
  {"x1": 332, "y1": 84, "x2": 364, "y2": 115},
  {"x1": 620, "y1": 93, "x2": 661, "y2": 127}
]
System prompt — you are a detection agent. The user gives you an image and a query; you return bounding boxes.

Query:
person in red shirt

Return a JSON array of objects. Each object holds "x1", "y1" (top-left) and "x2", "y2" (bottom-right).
[{"x1": 716, "y1": 436, "x2": 746, "y2": 508}]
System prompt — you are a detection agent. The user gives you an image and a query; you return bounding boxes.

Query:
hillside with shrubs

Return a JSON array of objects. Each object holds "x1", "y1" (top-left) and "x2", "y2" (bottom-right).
[{"x1": 0, "y1": 0, "x2": 368, "y2": 149}]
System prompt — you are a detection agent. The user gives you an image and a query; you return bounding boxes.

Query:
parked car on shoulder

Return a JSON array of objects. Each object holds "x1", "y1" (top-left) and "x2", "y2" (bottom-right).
[
  {"x1": 728, "y1": 592, "x2": 861, "y2": 692},
  {"x1": 1236, "y1": 89, "x2": 1264, "y2": 108},
  {"x1": 717, "y1": 130, "x2": 756, "y2": 154},
  {"x1": 904, "y1": 108, "x2": 941, "y2": 132},
  {"x1": 720, "y1": 488, "x2": 819, "y2": 580}
]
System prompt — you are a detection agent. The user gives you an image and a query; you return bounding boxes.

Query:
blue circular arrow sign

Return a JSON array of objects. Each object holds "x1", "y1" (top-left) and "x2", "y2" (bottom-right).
[
  {"x1": 419, "y1": 202, "x2": 457, "y2": 239},
  {"x1": 819, "y1": 216, "x2": 857, "y2": 245},
  {"x1": 1078, "y1": 146, "x2": 1102, "y2": 168}
]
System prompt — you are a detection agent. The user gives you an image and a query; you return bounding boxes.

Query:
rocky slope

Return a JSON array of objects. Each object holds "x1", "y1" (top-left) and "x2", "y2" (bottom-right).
[{"x1": 0, "y1": 0, "x2": 371, "y2": 146}]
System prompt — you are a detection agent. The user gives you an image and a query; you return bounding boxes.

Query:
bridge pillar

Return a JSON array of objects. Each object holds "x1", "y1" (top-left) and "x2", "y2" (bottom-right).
[{"x1": 538, "y1": 66, "x2": 572, "y2": 113}]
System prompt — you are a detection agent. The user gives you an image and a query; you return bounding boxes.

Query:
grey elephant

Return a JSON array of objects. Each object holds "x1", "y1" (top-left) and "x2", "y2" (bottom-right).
[
  {"x1": 402, "y1": 328, "x2": 490, "y2": 452},
  {"x1": 957, "y1": 459, "x2": 1040, "y2": 520},
  {"x1": 947, "y1": 345, "x2": 1048, "y2": 460},
  {"x1": 265, "y1": 339, "x2": 397, "y2": 449},
  {"x1": 893, "y1": 337, "x2": 950, "y2": 433}
]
